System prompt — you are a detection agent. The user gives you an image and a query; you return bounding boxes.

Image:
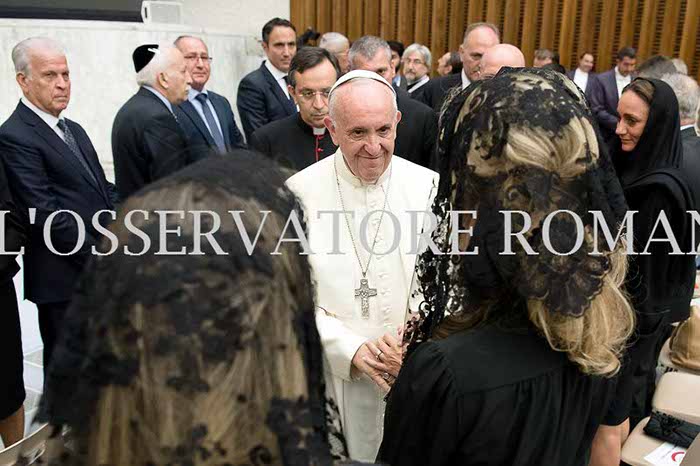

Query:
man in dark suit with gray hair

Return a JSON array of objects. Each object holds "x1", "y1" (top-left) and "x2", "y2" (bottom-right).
[
  {"x1": 174, "y1": 35, "x2": 245, "y2": 158},
  {"x1": 0, "y1": 37, "x2": 117, "y2": 370}
]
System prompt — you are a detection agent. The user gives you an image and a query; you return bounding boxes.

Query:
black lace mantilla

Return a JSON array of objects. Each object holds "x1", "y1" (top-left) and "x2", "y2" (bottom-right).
[
  {"x1": 405, "y1": 68, "x2": 629, "y2": 352},
  {"x1": 34, "y1": 153, "x2": 348, "y2": 466}
]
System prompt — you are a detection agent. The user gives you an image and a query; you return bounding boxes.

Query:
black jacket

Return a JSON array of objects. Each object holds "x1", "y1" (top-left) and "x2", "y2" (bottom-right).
[
  {"x1": 0, "y1": 101, "x2": 117, "y2": 303},
  {"x1": 395, "y1": 87, "x2": 438, "y2": 169},
  {"x1": 174, "y1": 90, "x2": 245, "y2": 160},
  {"x1": 415, "y1": 72, "x2": 462, "y2": 112},
  {"x1": 112, "y1": 87, "x2": 192, "y2": 199},
  {"x1": 250, "y1": 113, "x2": 336, "y2": 172},
  {"x1": 237, "y1": 61, "x2": 297, "y2": 141}
]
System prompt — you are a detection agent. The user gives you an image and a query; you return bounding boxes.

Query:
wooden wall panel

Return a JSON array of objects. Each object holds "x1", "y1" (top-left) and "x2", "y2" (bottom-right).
[{"x1": 290, "y1": 0, "x2": 700, "y2": 80}]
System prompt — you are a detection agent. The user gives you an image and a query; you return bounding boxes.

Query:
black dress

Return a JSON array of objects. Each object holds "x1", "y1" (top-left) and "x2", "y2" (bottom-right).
[
  {"x1": 0, "y1": 158, "x2": 26, "y2": 420},
  {"x1": 378, "y1": 323, "x2": 617, "y2": 466},
  {"x1": 605, "y1": 79, "x2": 696, "y2": 426}
]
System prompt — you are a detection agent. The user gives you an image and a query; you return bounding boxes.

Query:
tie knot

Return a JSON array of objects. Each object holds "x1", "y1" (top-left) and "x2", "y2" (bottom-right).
[
  {"x1": 57, "y1": 119, "x2": 67, "y2": 131},
  {"x1": 195, "y1": 93, "x2": 208, "y2": 103},
  {"x1": 283, "y1": 75, "x2": 289, "y2": 85}
]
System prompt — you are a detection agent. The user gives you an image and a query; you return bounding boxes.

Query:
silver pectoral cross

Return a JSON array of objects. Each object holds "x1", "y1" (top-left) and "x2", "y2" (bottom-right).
[{"x1": 355, "y1": 277, "x2": 378, "y2": 319}]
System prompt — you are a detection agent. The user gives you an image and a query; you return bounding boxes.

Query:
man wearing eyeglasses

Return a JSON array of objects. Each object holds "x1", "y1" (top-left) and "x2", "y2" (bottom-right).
[
  {"x1": 174, "y1": 35, "x2": 245, "y2": 158},
  {"x1": 250, "y1": 47, "x2": 339, "y2": 172}
]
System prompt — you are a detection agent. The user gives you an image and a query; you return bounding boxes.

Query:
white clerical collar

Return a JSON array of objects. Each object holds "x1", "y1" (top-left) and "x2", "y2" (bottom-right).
[
  {"x1": 681, "y1": 124, "x2": 696, "y2": 131},
  {"x1": 264, "y1": 60, "x2": 287, "y2": 81},
  {"x1": 407, "y1": 75, "x2": 429, "y2": 93},
  {"x1": 312, "y1": 126, "x2": 326, "y2": 135},
  {"x1": 335, "y1": 150, "x2": 392, "y2": 188},
  {"x1": 21, "y1": 96, "x2": 62, "y2": 129},
  {"x1": 461, "y1": 69, "x2": 471, "y2": 90}
]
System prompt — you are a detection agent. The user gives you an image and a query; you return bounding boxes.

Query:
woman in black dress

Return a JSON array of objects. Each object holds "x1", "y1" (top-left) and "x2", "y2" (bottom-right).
[
  {"x1": 591, "y1": 78, "x2": 696, "y2": 465},
  {"x1": 377, "y1": 69, "x2": 635, "y2": 466},
  {"x1": 0, "y1": 158, "x2": 26, "y2": 448}
]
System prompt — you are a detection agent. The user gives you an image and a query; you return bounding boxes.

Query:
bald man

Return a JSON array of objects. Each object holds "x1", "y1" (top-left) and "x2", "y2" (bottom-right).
[
  {"x1": 479, "y1": 44, "x2": 526, "y2": 79},
  {"x1": 286, "y1": 70, "x2": 438, "y2": 461},
  {"x1": 417, "y1": 22, "x2": 500, "y2": 111}
]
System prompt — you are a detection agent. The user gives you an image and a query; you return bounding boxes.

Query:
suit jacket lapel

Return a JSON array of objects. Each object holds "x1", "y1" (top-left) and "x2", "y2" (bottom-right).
[
  {"x1": 69, "y1": 121, "x2": 111, "y2": 203},
  {"x1": 180, "y1": 100, "x2": 216, "y2": 147},
  {"x1": 208, "y1": 93, "x2": 231, "y2": 147},
  {"x1": 18, "y1": 103, "x2": 104, "y2": 197},
  {"x1": 261, "y1": 64, "x2": 296, "y2": 115}
]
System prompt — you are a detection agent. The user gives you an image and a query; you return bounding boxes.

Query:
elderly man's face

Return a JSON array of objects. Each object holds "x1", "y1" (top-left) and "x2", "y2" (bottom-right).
[
  {"x1": 351, "y1": 50, "x2": 394, "y2": 83},
  {"x1": 326, "y1": 81, "x2": 401, "y2": 183},
  {"x1": 290, "y1": 58, "x2": 337, "y2": 129},
  {"x1": 162, "y1": 49, "x2": 192, "y2": 105},
  {"x1": 17, "y1": 48, "x2": 70, "y2": 117},
  {"x1": 403, "y1": 51, "x2": 429, "y2": 83},
  {"x1": 177, "y1": 37, "x2": 210, "y2": 91},
  {"x1": 459, "y1": 27, "x2": 500, "y2": 82}
]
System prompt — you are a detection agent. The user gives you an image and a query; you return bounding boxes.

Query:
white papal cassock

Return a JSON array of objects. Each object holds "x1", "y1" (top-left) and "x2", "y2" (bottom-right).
[{"x1": 287, "y1": 150, "x2": 438, "y2": 461}]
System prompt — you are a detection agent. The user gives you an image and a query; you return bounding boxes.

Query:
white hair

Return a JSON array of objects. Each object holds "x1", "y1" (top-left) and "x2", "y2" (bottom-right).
[
  {"x1": 12, "y1": 37, "x2": 65, "y2": 76},
  {"x1": 319, "y1": 32, "x2": 349, "y2": 53},
  {"x1": 136, "y1": 44, "x2": 180, "y2": 87},
  {"x1": 328, "y1": 77, "x2": 397, "y2": 123},
  {"x1": 662, "y1": 73, "x2": 699, "y2": 122},
  {"x1": 671, "y1": 58, "x2": 688, "y2": 75},
  {"x1": 402, "y1": 43, "x2": 432, "y2": 72}
]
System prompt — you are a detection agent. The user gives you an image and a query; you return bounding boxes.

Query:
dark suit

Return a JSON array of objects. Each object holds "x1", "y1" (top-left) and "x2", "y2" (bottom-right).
[
  {"x1": 175, "y1": 89, "x2": 245, "y2": 160},
  {"x1": 0, "y1": 100, "x2": 117, "y2": 368},
  {"x1": 237, "y1": 61, "x2": 297, "y2": 141},
  {"x1": 112, "y1": 87, "x2": 191, "y2": 199},
  {"x1": 589, "y1": 69, "x2": 623, "y2": 145},
  {"x1": 415, "y1": 72, "x2": 462, "y2": 113},
  {"x1": 251, "y1": 113, "x2": 336, "y2": 172},
  {"x1": 395, "y1": 87, "x2": 438, "y2": 169},
  {"x1": 565, "y1": 69, "x2": 596, "y2": 97}
]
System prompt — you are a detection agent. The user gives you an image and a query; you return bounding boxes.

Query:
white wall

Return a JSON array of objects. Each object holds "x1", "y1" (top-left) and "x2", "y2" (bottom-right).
[{"x1": 0, "y1": 0, "x2": 290, "y2": 180}]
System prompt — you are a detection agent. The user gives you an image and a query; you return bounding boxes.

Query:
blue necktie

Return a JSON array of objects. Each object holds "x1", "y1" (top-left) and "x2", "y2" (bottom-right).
[
  {"x1": 195, "y1": 93, "x2": 226, "y2": 153},
  {"x1": 56, "y1": 120, "x2": 97, "y2": 185}
]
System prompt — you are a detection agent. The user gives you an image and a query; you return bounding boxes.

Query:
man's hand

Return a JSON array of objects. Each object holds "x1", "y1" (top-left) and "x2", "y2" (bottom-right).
[
  {"x1": 364, "y1": 332, "x2": 403, "y2": 378},
  {"x1": 351, "y1": 343, "x2": 392, "y2": 392}
]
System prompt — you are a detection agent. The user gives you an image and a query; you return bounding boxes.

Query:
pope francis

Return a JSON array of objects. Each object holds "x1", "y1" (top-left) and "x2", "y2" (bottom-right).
[{"x1": 286, "y1": 70, "x2": 438, "y2": 460}]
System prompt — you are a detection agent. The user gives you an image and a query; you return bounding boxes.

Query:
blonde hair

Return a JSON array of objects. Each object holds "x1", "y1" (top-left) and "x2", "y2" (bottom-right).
[
  {"x1": 438, "y1": 91, "x2": 635, "y2": 377},
  {"x1": 77, "y1": 174, "x2": 315, "y2": 465}
]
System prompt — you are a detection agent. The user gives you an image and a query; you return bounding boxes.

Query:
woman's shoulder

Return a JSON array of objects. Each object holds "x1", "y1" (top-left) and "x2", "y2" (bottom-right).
[{"x1": 420, "y1": 324, "x2": 569, "y2": 395}]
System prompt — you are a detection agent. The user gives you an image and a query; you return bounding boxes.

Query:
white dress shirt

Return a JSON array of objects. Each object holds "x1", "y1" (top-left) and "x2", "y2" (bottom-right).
[
  {"x1": 21, "y1": 96, "x2": 65, "y2": 141},
  {"x1": 461, "y1": 69, "x2": 471, "y2": 90},
  {"x1": 264, "y1": 60, "x2": 290, "y2": 99},
  {"x1": 615, "y1": 66, "x2": 631, "y2": 98},
  {"x1": 573, "y1": 69, "x2": 589, "y2": 92},
  {"x1": 188, "y1": 88, "x2": 224, "y2": 136}
]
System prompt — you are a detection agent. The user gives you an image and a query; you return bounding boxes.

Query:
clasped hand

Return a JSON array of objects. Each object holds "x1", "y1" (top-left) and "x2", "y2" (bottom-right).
[{"x1": 351, "y1": 331, "x2": 403, "y2": 392}]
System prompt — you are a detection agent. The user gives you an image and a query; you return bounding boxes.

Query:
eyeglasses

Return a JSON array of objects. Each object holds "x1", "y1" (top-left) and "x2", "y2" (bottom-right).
[
  {"x1": 403, "y1": 58, "x2": 426, "y2": 66},
  {"x1": 298, "y1": 89, "x2": 331, "y2": 101},
  {"x1": 184, "y1": 55, "x2": 213, "y2": 63}
]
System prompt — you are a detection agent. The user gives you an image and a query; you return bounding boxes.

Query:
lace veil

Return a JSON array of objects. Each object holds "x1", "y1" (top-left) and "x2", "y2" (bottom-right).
[
  {"x1": 404, "y1": 68, "x2": 629, "y2": 354},
  {"x1": 34, "y1": 152, "x2": 347, "y2": 465}
]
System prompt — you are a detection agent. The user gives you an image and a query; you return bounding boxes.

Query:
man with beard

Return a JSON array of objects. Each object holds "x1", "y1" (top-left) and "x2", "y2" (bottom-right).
[{"x1": 251, "y1": 47, "x2": 340, "y2": 172}]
